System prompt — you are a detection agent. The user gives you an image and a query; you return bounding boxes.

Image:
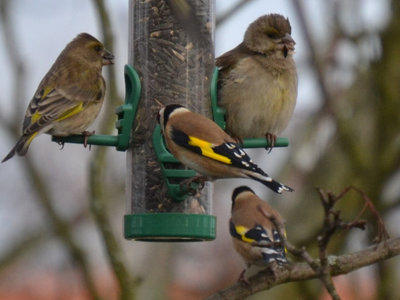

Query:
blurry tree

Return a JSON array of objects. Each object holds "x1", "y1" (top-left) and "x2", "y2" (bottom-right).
[
  {"x1": 0, "y1": 0, "x2": 101, "y2": 298},
  {"x1": 0, "y1": 0, "x2": 134, "y2": 299},
  {"x1": 212, "y1": 0, "x2": 400, "y2": 298},
  {"x1": 0, "y1": 0, "x2": 399, "y2": 299},
  {"x1": 209, "y1": 0, "x2": 400, "y2": 299},
  {"x1": 285, "y1": 0, "x2": 400, "y2": 298}
]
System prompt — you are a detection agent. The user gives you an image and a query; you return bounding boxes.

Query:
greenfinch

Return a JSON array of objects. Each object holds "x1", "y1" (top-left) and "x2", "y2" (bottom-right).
[
  {"x1": 216, "y1": 14, "x2": 297, "y2": 148},
  {"x1": 2, "y1": 32, "x2": 114, "y2": 162}
]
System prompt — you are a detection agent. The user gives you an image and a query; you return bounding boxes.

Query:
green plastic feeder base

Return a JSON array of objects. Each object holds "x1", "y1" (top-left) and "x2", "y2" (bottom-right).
[{"x1": 124, "y1": 213, "x2": 216, "y2": 242}]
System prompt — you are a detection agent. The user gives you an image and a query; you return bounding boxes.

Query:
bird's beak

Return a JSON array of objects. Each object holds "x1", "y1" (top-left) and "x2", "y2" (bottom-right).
[
  {"x1": 280, "y1": 33, "x2": 295, "y2": 57},
  {"x1": 102, "y1": 48, "x2": 114, "y2": 65}
]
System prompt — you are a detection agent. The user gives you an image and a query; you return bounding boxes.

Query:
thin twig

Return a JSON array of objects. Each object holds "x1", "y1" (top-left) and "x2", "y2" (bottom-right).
[
  {"x1": 90, "y1": 0, "x2": 136, "y2": 299},
  {"x1": 337, "y1": 186, "x2": 390, "y2": 242},
  {"x1": 216, "y1": 0, "x2": 255, "y2": 26},
  {"x1": 290, "y1": 0, "x2": 331, "y2": 110},
  {"x1": 0, "y1": 0, "x2": 26, "y2": 117},
  {"x1": 23, "y1": 158, "x2": 101, "y2": 299},
  {"x1": 251, "y1": 186, "x2": 389, "y2": 300},
  {"x1": 316, "y1": 188, "x2": 343, "y2": 300},
  {"x1": 0, "y1": 1, "x2": 101, "y2": 298},
  {"x1": 257, "y1": 206, "x2": 319, "y2": 270}
]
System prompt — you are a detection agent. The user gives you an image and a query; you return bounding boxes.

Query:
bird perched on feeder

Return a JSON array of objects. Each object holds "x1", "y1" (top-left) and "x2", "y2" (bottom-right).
[
  {"x1": 216, "y1": 14, "x2": 297, "y2": 149},
  {"x1": 157, "y1": 104, "x2": 293, "y2": 194},
  {"x1": 229, "y1": 186, "x2": 288, "y2": 281},
  {"x1": 2, "y1": 33, "x2": 114, "y2": 163}
]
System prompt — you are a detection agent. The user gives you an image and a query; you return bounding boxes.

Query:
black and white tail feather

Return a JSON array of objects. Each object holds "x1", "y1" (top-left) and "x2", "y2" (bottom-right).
[
  {"x1": 230, "y1": 221, "x2": 288, "y2": 265},
  {"x1": 218, "y1": 142, "x2": 293, "y2": 194}
]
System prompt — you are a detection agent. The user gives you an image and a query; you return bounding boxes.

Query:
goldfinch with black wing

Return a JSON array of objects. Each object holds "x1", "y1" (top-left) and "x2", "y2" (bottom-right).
[
  {"x1": 2, "y1": 33, "x2": 114, "y2": 162},
  {"x1": 230, "y1": 186, "x2": 288, "y2": 279},
  {"x1": 157, "y1": 104, "x2": 293, "y2": 194},
  {"x1": 217, "y1": 14, "x2": 297, "y2": 148}
]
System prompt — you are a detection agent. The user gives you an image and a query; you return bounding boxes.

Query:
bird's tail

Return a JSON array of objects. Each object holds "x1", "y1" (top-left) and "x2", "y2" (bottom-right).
[
  {"x1": 257, "y1": 208, "x2": 288, "y2": 265},
  {"x1": 246, "y1": 172, "x2": 293, "y2": 194},
  {"x1": 261, "y1": 243, "x2": 288, "y2": 265},
  {"x1": 2, "y1": 134, "x2": 36, "y2": 163}
]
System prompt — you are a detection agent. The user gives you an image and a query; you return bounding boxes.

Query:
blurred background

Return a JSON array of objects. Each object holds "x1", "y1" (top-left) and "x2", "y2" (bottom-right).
[{"x1": 0, "y1": 0, "x2": 399, "y2": 299}]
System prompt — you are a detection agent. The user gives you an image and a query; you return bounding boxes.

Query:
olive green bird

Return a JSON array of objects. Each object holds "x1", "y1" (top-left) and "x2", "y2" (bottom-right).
[{"x1": 2, "y1": 32, "x2": 114, "y2": 163}]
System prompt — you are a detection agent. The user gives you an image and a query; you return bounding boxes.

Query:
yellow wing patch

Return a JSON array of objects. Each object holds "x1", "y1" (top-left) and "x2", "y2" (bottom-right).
[
  {"x1": 283, "y1": 231, "x2": 287, "y2": 254},
  {"x1": 235, "y1": 225, "x2": 255, "y2": 243},
  {"x1": 56, "y1": 102, "x2": 84, "y2": 121},
  {"x1": 42, "y1": 86, "x2": 54, "y2": 99},
  {"x1": 30, "y1": 100, "x2": 83, "y2": 124},
  {"x1": 188, "y1": 136, "x2": 232, "y2": 164},
  {"x1": 31, "y1": 112, "x2": 42, "y2": 123},
  {"x1": 26, "y1": 132, "x2": 39, "y2": 145}
]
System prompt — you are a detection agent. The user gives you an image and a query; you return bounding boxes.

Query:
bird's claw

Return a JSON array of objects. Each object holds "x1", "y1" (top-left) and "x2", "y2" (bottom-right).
[
  {"x1": 180, "y1": 176, "x2": 208, "y2": 195},
  {"x1": 237, "y1": 269, "x2": 250, "y2": 285},
  {"x1": 265, "y1": 132, "x2": 277, "y2": 153},
  {"x1": 231, "y1": 134, "x2": 243, "y2": 145},
  {"x1": 82, "y1": 130, "x2": 95, "y2": 149},
  {"x1": 53, "y1": 137, "x2": 65, "y2": 150}
]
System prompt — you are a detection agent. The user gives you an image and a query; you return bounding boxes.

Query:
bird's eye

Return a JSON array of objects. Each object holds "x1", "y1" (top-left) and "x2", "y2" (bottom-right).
[
  {"x1": 266, "y1": 31, "x2": 279, "y2": 39},
  {"x1": 94, "y1": 45, "x2": 102, "y2": 52}
]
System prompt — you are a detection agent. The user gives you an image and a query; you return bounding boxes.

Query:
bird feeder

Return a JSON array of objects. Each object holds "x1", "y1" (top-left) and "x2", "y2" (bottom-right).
[
  {"x1": 52, "y1": 1, "x2": 290, "y2": 242},
  {"x1": 124, "y1": 0, "x2": 216, "y2": 241}
]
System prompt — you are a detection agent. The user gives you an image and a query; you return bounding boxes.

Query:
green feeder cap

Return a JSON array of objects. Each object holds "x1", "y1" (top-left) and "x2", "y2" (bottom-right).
[{"x1": 124, "y1": 213, "x2": 216, "y2": 241}]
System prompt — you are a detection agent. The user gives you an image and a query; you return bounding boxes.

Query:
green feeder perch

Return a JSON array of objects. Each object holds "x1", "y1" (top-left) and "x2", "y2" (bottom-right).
[
  {"x1": 152, "y1": 124, "x2": 199, "y2": 202},
  {"x1": 51, "y1": 64, "x2": 140, "y2": 151}
]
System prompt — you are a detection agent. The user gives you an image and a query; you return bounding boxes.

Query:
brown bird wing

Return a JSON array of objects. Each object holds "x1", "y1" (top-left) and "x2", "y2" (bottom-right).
[
  {"x1": 22, "y1": 67, "x2": 104, "y2": 136},
  {"x1": 22, "y1": 88, "x2": 84, "y2": 136},
  {"x1": 216, "y1": 42, "x2": 255, "y2": 70},
  {"x1": 168, "y1": 110, "x2": 271, "y2": 173}
]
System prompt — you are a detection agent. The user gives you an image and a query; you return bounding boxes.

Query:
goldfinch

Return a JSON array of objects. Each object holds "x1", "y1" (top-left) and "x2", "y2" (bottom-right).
[
  {"x1": 157, "y1": 104, "x2": 293, "y2": 194},
  {"x1": 217, "y1": 14, "x2": 297, "y2": 148},
  {"x1": 2, "y1": 33, "x2": 114, "y2": 162},
  {"x1": 230, "y1": 186, "x2": 288, "y2": 275}
]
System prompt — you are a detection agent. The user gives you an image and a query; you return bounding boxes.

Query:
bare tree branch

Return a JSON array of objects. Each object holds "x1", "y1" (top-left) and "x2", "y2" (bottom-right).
[
  {"x1": 210, "y1": 186, "x2": 395, "y2": 300},
  {"x1": 216, "y1": 0, "x2": 255, "y2": 26},
  {"x1": 0, "y1": 208, "x2": 89, "y2": 270},
  {"x1": 0, "y1": 1, "x2": 101, "y2": 298},
  {"x1": 261, "y1": 201, "x2": 341, "y2": 299},
  {"x1": 207, "y1": 237, "x2": 400, "y2": 300},
  {"x1": 0, "y1": 232, "x2": 46, "y2": 270},
  {"x1": 290, "y1": 0, "x2": 331, "y2": 110},
  {"x1": 0, "y1": 0, "x2": 26, "y2": 118},
  {"x1": 90, "y1": 0, "x2": 137, "y2": 299},
  {"x1": 22, "y1": 159, "x2": 102, "y2": 300}
]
